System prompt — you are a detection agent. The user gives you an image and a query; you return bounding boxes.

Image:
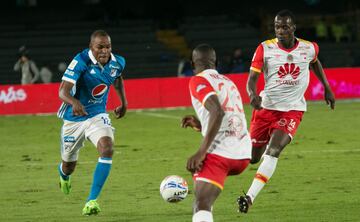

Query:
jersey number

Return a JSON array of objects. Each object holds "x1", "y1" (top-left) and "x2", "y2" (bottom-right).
[
  {"x1": 218, "y1": 83, "x2": 243, "y2": 113},
  {"x1": 101, "y1": 116, "x2": 111, "y2": 126}
]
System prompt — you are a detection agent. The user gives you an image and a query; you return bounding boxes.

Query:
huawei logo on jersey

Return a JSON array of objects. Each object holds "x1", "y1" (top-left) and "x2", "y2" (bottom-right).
[
  {"x1": 92, "y1": 84, "x2": 108, "y2": 99},
  {"x1": 278, "y1": 63, "x2": 300, "y2": 79}
]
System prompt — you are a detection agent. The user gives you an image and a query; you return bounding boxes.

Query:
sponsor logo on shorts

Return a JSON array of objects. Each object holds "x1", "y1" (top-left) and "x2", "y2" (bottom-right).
[
  {"x1": 63, "y1": 136, "x2": 75, "y2": 143},
  {"x1": 251, "y1": 139, "x2": 267, "y2": 144},
  {"x1": 278, "y1": 118, "x2": 287, "y2": 127},
  {"x1": 64, "y1": 145, "x2": 71, "y2": 152}
]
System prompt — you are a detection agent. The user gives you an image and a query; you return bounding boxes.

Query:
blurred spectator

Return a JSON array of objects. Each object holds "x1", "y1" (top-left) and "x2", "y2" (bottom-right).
[
  {"x1": 216, "y1": 54, "x2": 231, "y2": 74},
  {"x1": 177, "y1": 57, "x2": 193, "y2": 77},
  {"x1": 13, "y1": 45, "x2": 40, "y2": 85},
  {"x1": 39, "y1": 62, "x2": 53, "y2": 83},
  {"x1": 58, "y1": 62, "x2": 67, "y2": 73},
  {"x1": 344, "y1": 49, "x2": 356, "y2": 67},
  {"x1": 331, "y1": 18, "x2": 351, "y2": 43},
  {"x1": 229, "y1": 48, "x2": 247, "y2": 73},
  {"x1": 315, "y1": 16, "x2": 329, "y2": 42}
]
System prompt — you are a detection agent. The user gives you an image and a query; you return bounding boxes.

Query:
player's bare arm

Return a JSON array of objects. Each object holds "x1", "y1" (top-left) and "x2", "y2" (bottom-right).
[
  {"x1": 181, "y1": 115, "x2": 201, "y2": 132},
  {"x1": 114, "y1": 76, "x2": 128, "y2": 118},
  {"x1": 186, "y1": 95, "x2": 224, "y2": 173},
  {"x1": 310, "y1": 59, "x2": 336, "y2": 109},
  {"x1": 247, "y1": 70, "x2": 262, "y2": 110},
  {"x1": 58, "y1": 81, "x2": 88, "y2": 116}
]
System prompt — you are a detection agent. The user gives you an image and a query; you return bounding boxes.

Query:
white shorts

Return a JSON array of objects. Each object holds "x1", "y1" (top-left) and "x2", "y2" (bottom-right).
[{"x1": 60, "y1": 113, "x2": 114, "y2": 162}]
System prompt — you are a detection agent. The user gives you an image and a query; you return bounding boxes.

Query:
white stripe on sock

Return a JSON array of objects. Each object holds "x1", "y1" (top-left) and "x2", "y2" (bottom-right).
[
  {"x1": 98, "y1": 158, "x2": 112, "y2": 164},
  {"x1": 193, "y1": 210, "x2": 213, "y2": 222}
]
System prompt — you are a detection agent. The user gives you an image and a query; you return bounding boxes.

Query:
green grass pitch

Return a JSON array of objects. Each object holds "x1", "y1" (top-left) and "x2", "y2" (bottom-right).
[{"x1": 0, "y1": 101, "x2": 359, "y2": 221}]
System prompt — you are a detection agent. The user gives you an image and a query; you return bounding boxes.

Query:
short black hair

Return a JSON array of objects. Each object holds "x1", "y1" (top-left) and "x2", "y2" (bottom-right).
[
  {"x1": 276, "y1": 9, "x2": 296, "y2": 24},
  {"x1": 192, "y1": 43, "x2": 217, "y2": 68},
  {"x1": 90, "y1": 30, "x2": 110, "y2": 42},
  {"x1": 193, "y1": 43, "x2": 215, "y2": 54}
]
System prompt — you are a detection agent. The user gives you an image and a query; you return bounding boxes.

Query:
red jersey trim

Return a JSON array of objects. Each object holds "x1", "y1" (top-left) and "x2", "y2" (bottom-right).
[
  {"x1": 189, "y1": 76, "x2": 216, "y2": 105},
  {"x1": 311, "y1": 42, "x2": 319, "y2": 63},
  {"x1": 250, "y1": 67, "x2": 262, "y2": 73},
  {"x1": 277, "y1": 38, "x2": 299, "y2": 53},
  {"x1": 250, "y1": 44, "x2": 264, "y2": 72}
]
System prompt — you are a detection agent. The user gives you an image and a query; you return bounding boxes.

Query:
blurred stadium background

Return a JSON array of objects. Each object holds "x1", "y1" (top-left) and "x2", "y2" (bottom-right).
[
  {"x1": 1, "y1": 0, "x2": 360, "y2": 84},
  {"x1": 1, "y1": 1, "x2": 360, "y2": 221}
]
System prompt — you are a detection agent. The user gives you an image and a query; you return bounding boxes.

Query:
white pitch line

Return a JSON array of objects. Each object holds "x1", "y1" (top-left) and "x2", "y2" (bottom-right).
[
  {"x1": 7, "y1": 148, "x2": 360, "y2": 167},
  {"x1": 135, "y1": 112, "x2": 181, "y2": 120},
  {"x1": 290, "y1": 148, "x2": 360, "y2": 153}
]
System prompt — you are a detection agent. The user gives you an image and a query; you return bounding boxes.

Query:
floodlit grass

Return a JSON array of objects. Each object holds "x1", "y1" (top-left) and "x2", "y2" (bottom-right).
[{"x1": 0, "y1": 101, "x2": 359, "y2": 221}]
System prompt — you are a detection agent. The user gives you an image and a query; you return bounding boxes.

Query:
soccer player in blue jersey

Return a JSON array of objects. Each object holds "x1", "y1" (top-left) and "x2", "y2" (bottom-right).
[{"x1": 57, "y1": 30, "x2": 127, "y2": 216}]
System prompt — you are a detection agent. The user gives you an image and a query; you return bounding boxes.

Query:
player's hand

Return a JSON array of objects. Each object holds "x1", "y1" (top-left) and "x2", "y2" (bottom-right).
[
  {"x1": 72, "y1": 100, "x2": 88, "y2": 116},
  {"x1": 114, "y1": 104, "x2": 127, "y2": 119},
  {"x1": 324, "y1": 88, "x2": 335, "y2": 110},
  {"x1": 186, "y1": 151, "x2": 206, "y2": 173},
  {"x1": 249, "y1": 94, "x2": 262, "y2": 110},
  {"x1": 181, "y1": 115, "x2": 201, "y2": 132}
]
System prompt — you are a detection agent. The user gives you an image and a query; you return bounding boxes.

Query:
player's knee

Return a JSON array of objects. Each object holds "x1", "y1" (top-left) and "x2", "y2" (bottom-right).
[
  {"x1": 101, "y1": 147, "x2": 113, "y2": 157},
  {"x1": 194, "y1": 199, "x2": 212, "y2": 212},
  {"x1": 267, "y1": 146, "x2": 281, "y2": 157},
  {"x1": 97, "y1": 138, "x2": 114, "y2": 157}
]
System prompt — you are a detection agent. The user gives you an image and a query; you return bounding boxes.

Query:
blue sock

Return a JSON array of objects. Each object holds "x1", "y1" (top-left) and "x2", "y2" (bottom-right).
[
  {"x1": 87, "y1": 157, "x2": 112, "y2": 201},
  {"x1": 58, "y1": 163, "x2": 69, "y2": 180}
]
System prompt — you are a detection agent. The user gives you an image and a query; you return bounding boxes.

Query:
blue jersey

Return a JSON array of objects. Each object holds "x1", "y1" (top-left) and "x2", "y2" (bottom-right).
[{"x1": 57, "y1": 49, "x2": 125, "y2": 122}]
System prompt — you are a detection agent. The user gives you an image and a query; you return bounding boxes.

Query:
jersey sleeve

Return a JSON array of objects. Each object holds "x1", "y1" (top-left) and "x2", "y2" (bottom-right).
[
  {"x1": 62, "y1": 53, "x2": 86, "y2": 84},
  {"x1": 250, "y1": 44, "x2": 264, "y2": 73},
  {"x1": 310, "y1": 42, "x2": 319, "y2": 63},
  {"x1": 115, "y1": 55, "x2": 126, "y2": 78},
  {"x1": 189, "y1": 76, "x2": 216, "y2": 105}
]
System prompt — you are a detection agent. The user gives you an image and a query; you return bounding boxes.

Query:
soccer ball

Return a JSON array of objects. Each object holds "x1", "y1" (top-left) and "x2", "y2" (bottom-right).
[{"x1": 160, "y1": 175, "x2": 188, "y2": 203}]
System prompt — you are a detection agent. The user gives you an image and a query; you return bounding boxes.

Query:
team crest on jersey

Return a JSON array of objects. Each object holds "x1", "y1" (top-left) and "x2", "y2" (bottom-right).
[
  {"x1": 278, "y1": 63, "x2": 300, "y2": 79},
  {"x1": 91, "y1": 84, "x2": 108, "y2": 99},
  {"x1": 287, "y1": 54, "x2": 293, "y2": 62},
  {"x1": 110, "y1": 69, "x2": 117, "y2": 77},
  {"x1": 225, "y1": 116, "x2": 245, "y2": 138}
]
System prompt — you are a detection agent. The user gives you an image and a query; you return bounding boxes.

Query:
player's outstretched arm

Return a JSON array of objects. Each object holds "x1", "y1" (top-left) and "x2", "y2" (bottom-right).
[
  {"x1": 310, "y1": 59, "x2": 335, "y2": 109},
  {"x1": 114, "y1": 77, "x2": 128, "y2": 119},
  {"x1": 186, "y1": 95, "x2": 224, "y2": 173},
  {"x1": 181, "y1": 115, "x2": 201, "y2": 132},
  {"x1": 59, "y1": 81, "x2": 88, "y2": 116},
  {"x1": 247, "y1": 70, "x2": 262, "y2": 110}
]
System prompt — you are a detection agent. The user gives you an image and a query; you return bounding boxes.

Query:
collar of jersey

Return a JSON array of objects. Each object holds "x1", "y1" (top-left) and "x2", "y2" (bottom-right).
[
  {"x1": 276, "y1": 37, "x2": 299, "y2": 53},
  {"x1": 88, "y1": 50, "x2": 116, "y2": 65},
  {"x1": 196, "y1": 69, "x2": 219, "y2": 76}
]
